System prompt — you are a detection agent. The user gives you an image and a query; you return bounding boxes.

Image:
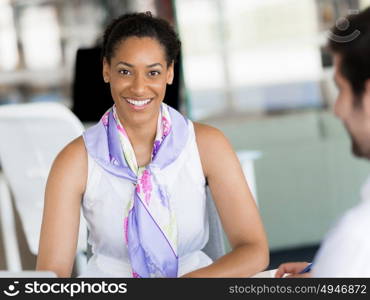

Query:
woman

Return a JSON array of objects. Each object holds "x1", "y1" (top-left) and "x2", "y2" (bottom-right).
[{"x1": 36, "y1": 12, "x2": 269, "y2": 278}]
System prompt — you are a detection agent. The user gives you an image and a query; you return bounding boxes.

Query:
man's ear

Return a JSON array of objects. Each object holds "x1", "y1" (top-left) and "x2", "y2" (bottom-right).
[
  {"x1": 362, "y1": 79, "x2": 370, "y2": 115},
  {"x1": 102, "y1": 58, "x2": 110, "y2": 83},
  {"x1": 166, "y1": 61, "x2": 174, "y2": 85}
]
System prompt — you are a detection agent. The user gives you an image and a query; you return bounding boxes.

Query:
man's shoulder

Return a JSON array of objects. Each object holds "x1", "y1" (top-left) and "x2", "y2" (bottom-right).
[
  {"x1": 317, "y1": 199, "x2": 370, "y2": 255},
  {"x1": 332, "y1": 174, "x2": 370, "y2": 236},
  {"x1": 334, "y1": 200, "x2": 370, "y2": 236},
  {"x1": 312, "y1": 200, "x2": 370, "y2": 277}
]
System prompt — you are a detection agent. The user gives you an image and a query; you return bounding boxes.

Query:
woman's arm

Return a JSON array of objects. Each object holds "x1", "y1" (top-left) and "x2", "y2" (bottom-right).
[
  {"x1": 36, "y1": 136, "x2": 87, "y2": 277},
  {"x1": 182, "y1": 123, "x2": 269, "y2": 278}
]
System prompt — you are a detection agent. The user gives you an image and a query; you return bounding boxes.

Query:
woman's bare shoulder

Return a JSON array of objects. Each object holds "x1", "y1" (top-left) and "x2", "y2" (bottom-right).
[
  {"x1": 48, "y1": 136, "x2": 87, "y2": 194},
  {"x1": 54, "y1": 136, "x2": 87, "y2": 169},
  {"x1": 193, "y1": 122, "x2": 235, "y2": 176},
  {"x1": 193, "y1": 122, "x2": 230, "y2": 150},
  {"x1": 57, "y1": 135, "x2": 86, "y2": 159},
  {"x1": 193, "y1": 122, "x2": 225, "y2": 142}
]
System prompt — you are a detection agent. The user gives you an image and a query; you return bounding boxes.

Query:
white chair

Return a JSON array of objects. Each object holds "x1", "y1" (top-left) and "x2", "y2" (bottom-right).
[
  {"x1": 203, "y1": 151, "x2": 276, "y2": 278},
  {"x1": 203, "y1": 151, "x2": 262, "y2": 260},
  {"x1": 0, "y1": 102, "x2": 87, "y2": 275},
  {"x1": 202, "y1": 187, "x2": 227, "y2": 261}
]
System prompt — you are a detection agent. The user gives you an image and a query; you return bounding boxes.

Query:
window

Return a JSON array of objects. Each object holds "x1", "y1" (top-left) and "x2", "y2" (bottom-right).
[
  {"x1": 175, "y1": 0, "x2": 369, "y2": 120},
  {"x1": 0, "y1": 1, "x2": 18, "y2": 71}
]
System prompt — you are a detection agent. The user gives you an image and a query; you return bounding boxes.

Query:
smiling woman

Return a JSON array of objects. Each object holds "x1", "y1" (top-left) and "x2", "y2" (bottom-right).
[
  {"x1": 36, "y1": 12, "x2": 269, "y2": 278},
  {"x1": 103, "y1": 36, "x2": 174, "y2": 134}
]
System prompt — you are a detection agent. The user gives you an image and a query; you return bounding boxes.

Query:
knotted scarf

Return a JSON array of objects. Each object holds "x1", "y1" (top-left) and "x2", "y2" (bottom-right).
[{"x1": 83, "y1": 103, "x2": 189, "y2": 277}]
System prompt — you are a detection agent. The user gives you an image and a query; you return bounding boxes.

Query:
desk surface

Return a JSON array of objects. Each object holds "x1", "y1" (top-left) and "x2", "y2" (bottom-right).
[{"x1": 252, "y1": 269, "x2": 277, "y2": 278}]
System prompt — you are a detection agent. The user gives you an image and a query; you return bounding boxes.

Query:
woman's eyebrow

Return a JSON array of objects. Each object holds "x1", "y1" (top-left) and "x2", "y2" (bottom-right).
[
  {"x1": 147, "y1": 63, "x2": 163, "y2": 68},
  {"x1": 115, "y1": 62, "x2": 163, "y2": 68},
  {"x1": 116, "y1": 61, "x2": 133, "y2": 67}
]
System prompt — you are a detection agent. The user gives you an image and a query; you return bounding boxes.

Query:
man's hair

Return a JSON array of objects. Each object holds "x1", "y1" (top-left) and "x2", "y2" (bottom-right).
[
  {"x1": 102, "y1": 11, "x2": 181, "y2": 65},
  {"x1": 329, "y1": 7, "x2": 370, "y2": 103}
]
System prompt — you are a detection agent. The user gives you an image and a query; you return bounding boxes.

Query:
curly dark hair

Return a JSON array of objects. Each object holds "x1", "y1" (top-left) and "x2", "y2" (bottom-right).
[
  {"x1": 102, "y1": 11, "x2": 181, "y2": 66},
  {"x1": 328, "y1": 7, "x2": 370, "y2": 104}
]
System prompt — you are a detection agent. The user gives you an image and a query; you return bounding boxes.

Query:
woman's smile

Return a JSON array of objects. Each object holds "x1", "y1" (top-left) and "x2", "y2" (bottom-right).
[{"x1": 122, "y1": 97, "x2": 154, "y2": 110}]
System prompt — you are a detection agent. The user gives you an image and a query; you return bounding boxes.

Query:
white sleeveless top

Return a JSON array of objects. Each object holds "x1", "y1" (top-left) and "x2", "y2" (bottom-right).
[{"x1": 80, "y1": 121, "x2": 212, "y2": 277}]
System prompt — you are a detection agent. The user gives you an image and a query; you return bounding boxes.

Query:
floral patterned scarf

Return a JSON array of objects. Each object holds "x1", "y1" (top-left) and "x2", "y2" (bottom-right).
[{"x1": 83, "y1": 103, "x2": 189, "y2": 277}]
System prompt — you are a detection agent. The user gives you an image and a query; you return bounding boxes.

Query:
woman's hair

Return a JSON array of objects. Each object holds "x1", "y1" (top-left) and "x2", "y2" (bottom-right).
[
  {"x1": 102, "y1": 11, "x2": 181, "y2": 65},
  {"x1": 328, "y1": 7, "x2": 370, "y2": 103}
]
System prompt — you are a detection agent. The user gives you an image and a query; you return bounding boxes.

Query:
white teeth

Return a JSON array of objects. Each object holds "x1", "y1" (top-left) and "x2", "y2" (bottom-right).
[{"x1": 125, "y1": 98, "x2": 151, "y2": 106}]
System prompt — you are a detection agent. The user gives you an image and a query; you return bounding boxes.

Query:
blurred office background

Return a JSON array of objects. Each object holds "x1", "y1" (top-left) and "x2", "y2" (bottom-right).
[{"x1": 1, "y1": 0, "x2": 370, "y2": 272}]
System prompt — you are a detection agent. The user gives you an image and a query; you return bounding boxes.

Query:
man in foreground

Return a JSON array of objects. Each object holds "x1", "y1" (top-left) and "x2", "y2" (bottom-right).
[{"x1": 276, "y1": 7, "x2": 370, "y2": 278}]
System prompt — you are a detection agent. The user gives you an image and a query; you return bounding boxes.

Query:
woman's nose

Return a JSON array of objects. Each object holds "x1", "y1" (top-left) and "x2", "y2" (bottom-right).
[{"x1": 130, "y1": 75, "x2": 146, "y2": 95}]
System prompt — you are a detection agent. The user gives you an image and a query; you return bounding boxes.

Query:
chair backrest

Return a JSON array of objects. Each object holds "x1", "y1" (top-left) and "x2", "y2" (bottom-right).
[
  {"x1": 201, "y1": 187, "x2": 227, "y2": 261},
  {"x1": 202, "y1": 151, "x2": 261, "y2": 260},
  {"x1": 0, "y1": 102, "x2": 87, "y2": 255}
]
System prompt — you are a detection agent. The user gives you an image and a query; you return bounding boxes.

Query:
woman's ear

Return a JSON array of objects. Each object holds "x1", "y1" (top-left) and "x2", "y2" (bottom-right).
[
  {"x1": 166, "y1": 61, "x2": 174, "y2": 85},
  {"x1": 102, "y1": 58, "x2": 110, "y2": 83}
]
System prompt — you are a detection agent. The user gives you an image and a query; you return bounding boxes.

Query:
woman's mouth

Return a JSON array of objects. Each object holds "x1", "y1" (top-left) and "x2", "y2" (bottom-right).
[{"x1": 123, "y1": 97, "x2": 153, "y2": 110}]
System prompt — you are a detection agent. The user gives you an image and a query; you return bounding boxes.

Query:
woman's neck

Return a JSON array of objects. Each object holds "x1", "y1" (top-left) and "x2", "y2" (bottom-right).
[
  {"x1": 118, "y1": 112, "x2": 158, "y2": 149},
  {"x1": 126, "y1": 121, "x2": 156, "y2": 148}
]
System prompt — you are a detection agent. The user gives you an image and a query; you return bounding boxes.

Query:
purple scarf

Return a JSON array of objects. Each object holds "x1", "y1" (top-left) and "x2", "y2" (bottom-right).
[{"x1": 83, "y1": 105, "x2": 189, "y2": 277}]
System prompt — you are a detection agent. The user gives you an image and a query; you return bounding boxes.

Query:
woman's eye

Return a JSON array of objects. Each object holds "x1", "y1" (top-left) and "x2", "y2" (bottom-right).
[
  {"x1": 119, "y1": 69, "x2": 130, "y2": 75},
  {"x1": 149, "y1": 71, "x2": 160, "y2": 76}
]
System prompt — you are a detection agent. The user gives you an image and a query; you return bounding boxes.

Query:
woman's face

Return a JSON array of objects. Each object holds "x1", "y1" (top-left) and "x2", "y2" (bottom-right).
[{"x1": 103, "y1": 36, "x2": 174, "y2": 124}]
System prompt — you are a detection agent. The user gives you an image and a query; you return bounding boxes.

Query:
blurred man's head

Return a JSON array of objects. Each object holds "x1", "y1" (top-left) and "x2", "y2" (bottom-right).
[{"x1": 329, "y1": 8, "x2": 370, "y2": 158}]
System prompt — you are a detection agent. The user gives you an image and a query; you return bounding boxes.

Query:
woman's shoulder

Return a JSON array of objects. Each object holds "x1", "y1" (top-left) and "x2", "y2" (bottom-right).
[
  {"x1": 49, "y1": 136, "x2": 88, "y2": 193},
  {"x1": 56, "y1": 136, "x2": 87, "y2": 164},
  {"x1": 192, "y1": 122, "x2": 234, "y2": 175},
  {"x1": 193, "y1": 122, "x2": 229, "y2": 148},
  {"x1": 193, "y1": 122, "x2": 223, "y2": 139}
]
